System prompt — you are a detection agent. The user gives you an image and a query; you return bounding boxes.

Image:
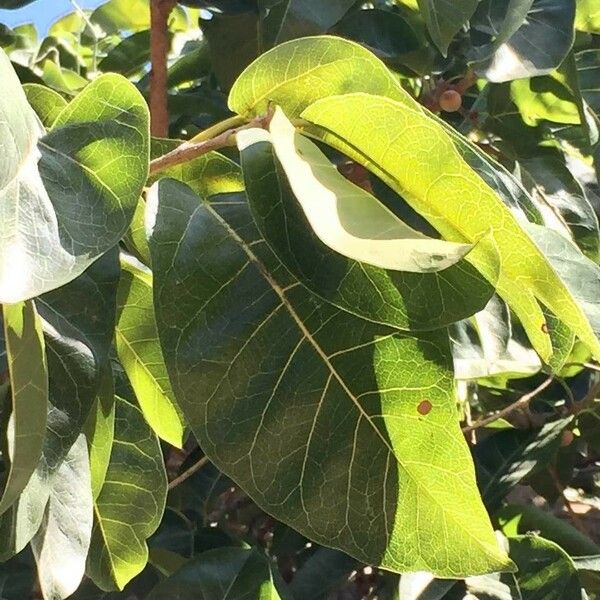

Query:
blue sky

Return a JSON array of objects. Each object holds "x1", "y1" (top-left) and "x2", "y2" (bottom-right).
[{"x1": 0, "y1": 0, "x2": 105, "y2": 33}]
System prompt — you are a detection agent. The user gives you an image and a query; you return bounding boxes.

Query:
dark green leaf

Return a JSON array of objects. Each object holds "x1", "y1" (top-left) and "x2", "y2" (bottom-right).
[
  {"x1": 260, "y1": 0, "x2": 356, "y2": 48},
  {"x1": 504, "y1": 535, "x2": 581, "y2": 599},
  {"x1": 416, "y1": 0, "x2": 478, "y2": 55},
  {"x1": 474, "y1": 418, "x2": 570, "y2": 508},
  {"x1": 98, "y1": 30, "x2": 152, "y2": 77},
  {"x1": 470, "y1": 0, "x2": 576, "y2": 82},
  {"x1": 147, "y1": 547, "x2": 290, "y2": 599},
  {"x1": 497, "y1": 504, "x2": 600, "y2": 556},
  {"x1": 149, "y1": 177, "x2": 511, "y2": 576}
]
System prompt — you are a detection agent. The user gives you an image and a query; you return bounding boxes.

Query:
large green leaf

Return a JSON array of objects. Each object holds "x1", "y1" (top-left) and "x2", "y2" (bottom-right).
[
  {"x1": 147, "y1": 547, "x2": 290, "y2": 599},
  {"x1": 91, "y1": 0, "x2": 188, "y2": 34},
  {"x1": 238, "y1": 114, "x2": 498, "y2": 331},
  {"x1": 87, "y1": 395, "x2": 167, "y2": 591},
  {"x1": 469, "y1": 0, "x2": 576, "y2": 82},
  {"x1": 0, "y1": 300, "x2": 47, "y2": 515},
  {"x1": 30, "y1": 434, "x2": 93, "y2": 600},
  {"x1": 149, "y1": 178, "x2": 511, "y2": 576},
  {"x1": 302, "y1": 93, "x2": 600, "y2": 364},
  {"x1": 0, "y1": 49, "x2": 149, "y2": 303},
  {"x1": 115, "y1": 254, "x2": 184, "y2": 447},
  {"x1": 416, "y1": 0, "x2": 478, "y2": 55}
]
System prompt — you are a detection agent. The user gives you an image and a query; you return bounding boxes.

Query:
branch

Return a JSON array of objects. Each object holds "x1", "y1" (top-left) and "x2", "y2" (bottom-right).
[
  {"x1": 462, "y1": 376, "x2": 554, "y2": 433},
  {"x1": 150, "y1": 0, "x2": 176, "y2": 137},
  {"x1": 168, "y1": 455, "x2": 210, "y2": 490},
  {"x1": 149, "y1": 113, "x2": 271, "y2": 175}
]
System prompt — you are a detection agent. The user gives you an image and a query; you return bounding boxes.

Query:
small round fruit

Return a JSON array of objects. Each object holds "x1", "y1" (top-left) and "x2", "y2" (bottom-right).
[
  {"x1": 439, "y1": 89, "x2": 462, "y2": 112},
  {"x1": 560, "y1": 430, "x2": 574, "y2": 447}
]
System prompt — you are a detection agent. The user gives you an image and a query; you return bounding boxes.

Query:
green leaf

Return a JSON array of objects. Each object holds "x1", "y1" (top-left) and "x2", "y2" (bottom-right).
[
  {"x1": 497, "y1": 504, "x2": 600, "y2": 556},
  {"x1": 201, "y1": 9, "x2": 260, "y2": 90},
  {"x1": 23, "y1": 83, "x2": 67, "y2": 129},
  {"x1": 149, "y1": 178, "x2": 512, "y2": 576},
  {"x1": 98, "y1": 30, "x2": 152, "y2": 77},
  {"x1": 37, "y1": 248, "x2": 120, "y2": 471},
  {"x1": 115, "y1": 254, "x2": 184, "y2": 448},
  {"x1": 510, "y1": 66, "x2": 582, "y2": 127},
  {"x1": 146, "y1": 547, "x2": 290, "y2": 599},
  {"x1": 289, "y1": 548, "x2": 357, "y2": 600},
  {"x1": 123, "y1": 199, "x2": 151, "y2": 267},
  {"x1": 302, "y1": 93, "x2": 600, "y2": 364},
  {"x1": 91, "y1": 0, "x2": 188, "y2": 34},
  {"x1": 576, "y1": 49, "x2": 600, "y2": 113},
  {"x1": 260, "y1": 0, "x2": 356, "y2": 47},
  {"x1": 238, "y1": 114, "x2": 498, "y2": 331},
  {"x1": 474, "y1": 418, "x2": 570, "y2": 508},
  {"x1": 576, "y1": 0, "x2": 600, "y2": 33},
  {"x1": 31, "y1": 434, "x2": 93, "y2": 600},
  {"x1": 331, "y1": 7, "x2": 436, "y2": 76},
  {"x1": 87, "y1": 395, "x2": 167, "y2": 591},
  {"x1": 0, "y1": 300, "x2": 47, "y2": 515},
  {"x1": 471, "y1": 0, "x2": 575, "y2": 82},
  {"x1": 519, "y1": 151, "x2": 599, "y2": 260},
  {"x1": 0, "y1": 49, "x2": 149, "y2": 303},
  {"x1": 505, "y1": 535, "x2": 581, "y2": 599},
  {"x1": 469, "y1": 0, "x2": 576, "y2": 82},
  {"x1": 416, "y1": 0, "x2": 478, "y2": 55},
  {"x1": 84, "y1": 365, "x2": 115, "y2": 501},
  {"x1": 228, "y1": 36, "x2": 409, "y2": 119}
]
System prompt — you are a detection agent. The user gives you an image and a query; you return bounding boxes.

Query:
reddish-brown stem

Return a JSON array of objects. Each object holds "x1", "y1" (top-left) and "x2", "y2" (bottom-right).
[
  {"x1": 150, "y1": 0, "x2": 176, "y2": 137},
  {"x1": 149, "y1": 112, "x2": 272, "y2": 175}
]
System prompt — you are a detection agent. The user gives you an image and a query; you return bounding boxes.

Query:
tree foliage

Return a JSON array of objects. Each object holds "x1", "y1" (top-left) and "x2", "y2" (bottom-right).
[{"x1": 0, "y1": 0, "x2": 600, "y2": 598}]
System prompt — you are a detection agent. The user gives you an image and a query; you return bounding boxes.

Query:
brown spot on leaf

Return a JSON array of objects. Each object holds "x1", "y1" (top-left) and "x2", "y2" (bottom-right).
[
  {"x1": 541, "y1": 323, "x2": 549, "y2": 334},
  {"x1": 417, "y1": 400, "x2": 432, "y2": 416}
]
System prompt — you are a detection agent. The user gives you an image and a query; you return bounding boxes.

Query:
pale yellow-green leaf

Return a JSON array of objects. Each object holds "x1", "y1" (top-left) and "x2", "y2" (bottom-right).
[
  {"x1": 241, "y1": 107, "x2": 472, "y2": 272},
  {"x1": 116, "y1": 254, "x2": 184, "y2": 448}
]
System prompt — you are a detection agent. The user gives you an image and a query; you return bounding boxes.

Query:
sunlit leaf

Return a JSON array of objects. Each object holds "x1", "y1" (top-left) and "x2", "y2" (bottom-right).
[
  {"x1": 0, "y1": 49, "x2": 149, "y2": 302},
  {"x1": 303, "y1": 93, "x2": 600, "y2": 364},
  {"x1": 115, "y1": 254, "x2": 184, "y2": 447},
  {"x1": 87, "y1": 395, "x2": 167, "y2": 591}
]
